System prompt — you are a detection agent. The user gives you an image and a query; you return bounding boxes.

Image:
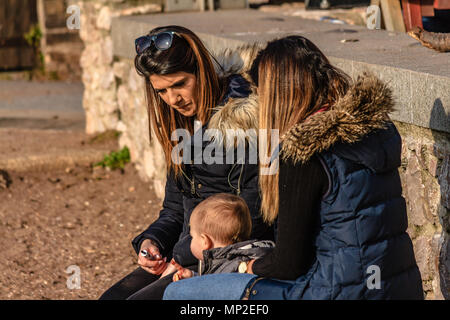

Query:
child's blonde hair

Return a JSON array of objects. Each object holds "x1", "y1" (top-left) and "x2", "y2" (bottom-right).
[{"x1": 190, "y1": 193, "x2": 252, "y2": 244}]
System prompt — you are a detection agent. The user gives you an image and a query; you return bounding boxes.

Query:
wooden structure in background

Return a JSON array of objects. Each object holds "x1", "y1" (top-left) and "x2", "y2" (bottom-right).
[
  {"x1": 402, "y1": 0, "x2": 450, "y2": 30},
  {"x1": 0, "y1": 0, "x2": 38, "y2": 70},
  {"x1": 380, "y1": 0, "x2": 406, "y2": 32},
  {"x1": 370, "y1": 0, "x2": 406, "y2": 32}
]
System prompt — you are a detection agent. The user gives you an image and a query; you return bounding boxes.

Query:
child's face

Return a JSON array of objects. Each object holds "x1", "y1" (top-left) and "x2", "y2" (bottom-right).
[{"x1": 190, "y1": 226, "x2": 205, "y2": 261}]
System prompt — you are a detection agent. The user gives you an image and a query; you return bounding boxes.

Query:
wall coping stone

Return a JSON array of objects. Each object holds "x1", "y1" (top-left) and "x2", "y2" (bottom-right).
[{"x1": 111, "y1": 9, "x2": 450, "y2": 133}]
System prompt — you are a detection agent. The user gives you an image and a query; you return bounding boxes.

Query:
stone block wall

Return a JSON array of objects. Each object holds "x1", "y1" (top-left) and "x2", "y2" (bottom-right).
[
  {"x1": 76, "y1": 0, "x2": 449, "y2": 299},
  {"x1": 73, "y1": 0, "x2": 166, "y2": 197},
  {"x1": 75, "y1": 0, "x2": 161, "y2": 134},
  {"x1": 113, "y1": 58, "x2": 167, "y2": 199},
  {"x1": 396, "y1": 122, "x2": 449, "y2": 300}
]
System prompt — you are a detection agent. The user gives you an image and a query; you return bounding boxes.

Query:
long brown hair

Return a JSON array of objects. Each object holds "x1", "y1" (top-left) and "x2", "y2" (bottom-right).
[
  {"x1": 250, "y1": 36, "x2": 350, "y2": 223},
  {"x1": 135, "y1": 25, "x2": 224, "y2": 176}
]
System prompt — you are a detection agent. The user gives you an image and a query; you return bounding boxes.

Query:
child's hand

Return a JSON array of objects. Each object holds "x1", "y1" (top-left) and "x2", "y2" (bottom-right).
[
  {"x1": 159, "y1": 262, "x2": 177, "y2": 279},
  {"x1": 246, "y1": 259, "x2": 256, "y2": 274},
  {"x1": 171, "y1": 259, "x2": 193, "y2": 281}
]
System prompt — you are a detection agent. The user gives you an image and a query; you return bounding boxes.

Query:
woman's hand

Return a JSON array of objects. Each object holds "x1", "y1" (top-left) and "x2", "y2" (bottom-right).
[{"x1": 138, "y1": 239, "x2": 167, "y2": 275}]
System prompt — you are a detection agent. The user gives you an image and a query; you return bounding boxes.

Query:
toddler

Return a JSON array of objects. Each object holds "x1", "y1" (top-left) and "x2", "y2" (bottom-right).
[{"x1": 171, "y1": 193, "x2": 274, "y2": 281}]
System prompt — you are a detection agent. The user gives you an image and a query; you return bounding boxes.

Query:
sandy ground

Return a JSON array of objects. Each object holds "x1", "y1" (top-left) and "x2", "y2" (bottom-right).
[
  {"x1": 0, "y1": 1, "x2": 368, "y2": 300},
  {"x1": 0, "y1": 130, "x2": 162, "y2": 300}
]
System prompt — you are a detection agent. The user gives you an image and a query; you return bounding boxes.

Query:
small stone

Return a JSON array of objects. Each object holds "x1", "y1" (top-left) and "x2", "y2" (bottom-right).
[
  {"x1": 414, "y1": 236, "x2": 432, "y2": 281},
  {"x1": 96, "y1": 6, "x2": 112, "y2": 31},
  {"x1": 427, "y1": 156, "x2": 438, "y2": 177},
  {"x1": 115, "y1": 121, "x2": 126, "y2": 133},
  {"x1": 65, "y1": 167, "x2": 74, "y2": 174},
  {"x1": 101, "y1": 37, "x2": 114, "y2": 65},
  {"x1": 100, "y1": 70, "x2": 115, "y2": 89},
  {"x1": 64, "y1": 223, "x2": 75, "y2": 230},
  {"x1": 117, "y1": 85, "x2": 130, "y2": 112},
  {"x1": 128, "y1": 68, "x2": 143, "y2": 92},
  {"x1": 404, "y1": 155, "x2": 429, "y2": 226},
  {"x1": 113, "y1": 61, "x2": 130, "y2": 81}
]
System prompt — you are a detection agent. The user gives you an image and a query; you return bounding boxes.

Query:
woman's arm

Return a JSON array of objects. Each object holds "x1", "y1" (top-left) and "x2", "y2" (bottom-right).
[
  {"x1": 251, "y1": 156, "x2": 328, "y2": 280},
  {"x1": 131, "y1": 173, "x2": 185, "y2": 257}
]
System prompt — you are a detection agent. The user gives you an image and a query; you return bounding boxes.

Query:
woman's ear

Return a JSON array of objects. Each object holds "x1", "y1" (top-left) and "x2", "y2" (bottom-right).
[{"x1": 200, "y1": 233, "x2": 214, "y2": 251}]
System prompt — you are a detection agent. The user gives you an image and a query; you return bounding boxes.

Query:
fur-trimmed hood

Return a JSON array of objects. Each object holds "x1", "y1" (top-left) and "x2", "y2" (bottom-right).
[
  {"x1": 206, "y1": 44, "x2": 262, "y2": 148},
  {"x1": 281, "y1": 73, "x2": 395, "y2": 165},
  {"x1": 213, "y1": 43, "x2": 262, "y2": 82}
]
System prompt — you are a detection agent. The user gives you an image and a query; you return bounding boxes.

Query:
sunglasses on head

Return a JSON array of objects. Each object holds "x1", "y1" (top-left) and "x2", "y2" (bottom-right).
[{"x1": 135, "y1": 31, "x2": 175, "y2": 55}]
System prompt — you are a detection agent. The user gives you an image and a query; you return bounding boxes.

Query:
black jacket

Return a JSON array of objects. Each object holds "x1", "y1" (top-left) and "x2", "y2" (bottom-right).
[{"x1": 132, "y1": 45, "x2": 274, "y2": 266}]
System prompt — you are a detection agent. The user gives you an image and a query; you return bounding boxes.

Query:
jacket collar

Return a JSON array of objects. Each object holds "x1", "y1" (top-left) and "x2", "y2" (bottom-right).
[
  {"x1": 213, "y1": 43, "x2": 262, "y2": 82},
  {"x1": 206, "y1": 44, "x2": 261, "y2": 149},
  {"x1": 281, "y1": 73, "x2": 395, "y2": 164}
]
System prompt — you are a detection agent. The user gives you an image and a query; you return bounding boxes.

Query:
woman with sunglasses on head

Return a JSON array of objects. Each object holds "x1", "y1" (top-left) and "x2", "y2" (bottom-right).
[
  {"x1": 163, "y1": 35, "x2": 424, "y2": 300},
  {"x1": 99, "y1": 25, "x2": 273, "y2": 300}
]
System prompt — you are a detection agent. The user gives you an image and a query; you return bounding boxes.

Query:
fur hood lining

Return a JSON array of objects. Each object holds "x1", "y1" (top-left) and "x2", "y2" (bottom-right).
[{"x1": 281, "y1": 73, "x2": 395, "y2": 164}]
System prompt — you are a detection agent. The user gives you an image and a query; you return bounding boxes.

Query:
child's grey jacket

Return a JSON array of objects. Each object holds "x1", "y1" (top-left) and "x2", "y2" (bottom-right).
[{"x1": 198, "y1": 240, "x2": 275, "y2": 275}]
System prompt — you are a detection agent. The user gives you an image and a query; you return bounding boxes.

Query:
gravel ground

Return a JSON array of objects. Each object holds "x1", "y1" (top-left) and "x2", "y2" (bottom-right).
[{"x1": 0, "y1": 130, "x2": 162, "y2": 300}]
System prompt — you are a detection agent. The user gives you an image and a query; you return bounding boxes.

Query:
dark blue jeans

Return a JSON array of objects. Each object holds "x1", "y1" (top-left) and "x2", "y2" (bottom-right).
[{"x1": 163, "y1": 273, "x2": 299, "y2": 300}]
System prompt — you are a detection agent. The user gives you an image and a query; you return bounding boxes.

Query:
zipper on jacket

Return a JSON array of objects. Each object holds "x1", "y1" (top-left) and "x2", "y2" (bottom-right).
[
  {"x1": 180, "y1": 166, "x2": 197, "y2": 196},
  {"x1": 242, "y1": 277, "x2": 265, "y2": 300},
  {"x1": 190, "y1": 177, "x2": 195, "y2": 195},
  {"x1": 228, "y1": 162, "x2": 244, "y2": 196},
  {"x1": 198, "y1": 260, "x2": 202, "y2": 276}
]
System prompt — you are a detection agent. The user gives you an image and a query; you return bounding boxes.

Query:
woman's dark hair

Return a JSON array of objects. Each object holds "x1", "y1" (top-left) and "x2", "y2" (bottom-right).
[
  {"x1": 134, "y1": 25, "x2": 224, "y2": 176},
  {"x1": 253, "y1": 35, "x2": 351, "y2": 223}
]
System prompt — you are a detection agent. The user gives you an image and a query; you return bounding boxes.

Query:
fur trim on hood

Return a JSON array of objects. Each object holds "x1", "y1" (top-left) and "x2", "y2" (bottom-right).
[
  {"x1": 207, "y1": 44, "x2": 262, "y2": 148},
  {"x1": 213, "y1": 43, "x2": 262, "y2": 83},
  {"x1": 281, "y1": 73, "x2": 395, "y2": 164}
]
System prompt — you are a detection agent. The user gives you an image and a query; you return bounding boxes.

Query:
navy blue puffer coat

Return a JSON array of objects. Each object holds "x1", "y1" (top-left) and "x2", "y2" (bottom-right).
[{"x1": 250, "y1": 74, "x2": 423, "y2": 300}]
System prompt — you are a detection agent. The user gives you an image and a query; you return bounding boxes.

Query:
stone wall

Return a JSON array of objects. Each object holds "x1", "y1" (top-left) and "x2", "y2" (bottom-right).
[
  {"x1": 75, "y1": 0, "x2": 161, "y2": 133},
  {"x1": 113, "y1": 58, "x2": 167, "y2": 199},
  {"x1": 76, "y1": 1, "x2": 449, "y2": 299},
  {"x1": 73, "y1": 0, "x2": 166, "y2": 197},
  {"x1": 396, "y1": 122, "x2": 449, "y2": 300}
]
